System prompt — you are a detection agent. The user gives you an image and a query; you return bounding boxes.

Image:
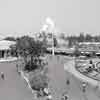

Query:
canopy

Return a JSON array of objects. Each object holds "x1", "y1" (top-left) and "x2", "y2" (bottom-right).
[{"x1": 0, "y1": 40, "x2": 16, "y2": 50}]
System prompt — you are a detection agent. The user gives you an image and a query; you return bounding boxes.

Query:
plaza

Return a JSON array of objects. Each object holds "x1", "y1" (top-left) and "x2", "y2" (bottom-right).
[
  {"x1": 0, "y1": 54, "x2": 100, "y2": 100},
  {"x1": 0, "y1": 36, "x2": 100, "y2": 100}
]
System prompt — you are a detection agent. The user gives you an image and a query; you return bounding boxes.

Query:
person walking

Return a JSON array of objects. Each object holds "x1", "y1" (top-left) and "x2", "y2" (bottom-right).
[
  {"x1": 1, "y1": 72, "x2": 4, "y2": 80},
  {"x1": 16, "y1": 63, "x2": 18, "y2": 72},
  {"x1": 81, "y1": 81, "x2": 88, "y2": 100},
  {"x1": 82, "y1": 81, "x2": 88, "y2": 93},
  {"x1": 66, "y1": 78, "x2": 70, "y2": 93}
]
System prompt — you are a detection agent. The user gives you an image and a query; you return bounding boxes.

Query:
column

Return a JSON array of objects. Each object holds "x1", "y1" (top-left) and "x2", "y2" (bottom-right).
[
  {"x1": 4, "y1": 50, "x2": 7, "y2": 58},
  {"x1": 0, "y1": 50, "x2": 2, "y2": 58}
]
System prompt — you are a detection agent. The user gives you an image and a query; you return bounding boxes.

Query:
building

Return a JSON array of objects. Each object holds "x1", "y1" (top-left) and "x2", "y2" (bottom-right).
[
  {"x1": 77, "y1": 42, "x2": 100, "y2": 56},
  {"x1": 0, "y1": 40, "x2": 16, "y2": 58}
]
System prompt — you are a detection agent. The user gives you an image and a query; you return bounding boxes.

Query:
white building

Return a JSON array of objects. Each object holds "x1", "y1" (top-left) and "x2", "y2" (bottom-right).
[{"x1": 0, "y1": 40, "x2": 16, "y2": 58}]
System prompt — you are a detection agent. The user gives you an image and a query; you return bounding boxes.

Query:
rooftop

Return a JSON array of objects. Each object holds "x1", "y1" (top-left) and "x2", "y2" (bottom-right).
[{"x1": 0, "y1": 40, "x2": 16, "y2": 50}]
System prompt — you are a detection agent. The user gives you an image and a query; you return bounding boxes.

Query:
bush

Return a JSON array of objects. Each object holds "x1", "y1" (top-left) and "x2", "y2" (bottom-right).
[
  {"x1": 74, "y1": 50, "x2": 80, "y2": 57},
  {"x1": 24, "y1": 61, "x2": 38, "y2": 72},
  {"x1": 29, "y1": 73, "x2": 48, "y2": 91},
  {"x1": 24, "y1": 57, "x2": 47, "y2": 72}
]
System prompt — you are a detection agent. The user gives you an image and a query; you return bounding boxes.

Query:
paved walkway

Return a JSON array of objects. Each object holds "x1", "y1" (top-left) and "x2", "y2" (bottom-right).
[
  {"x1": 47, "y1": 56, "x2": 100, "y2": 100},
  {"x1": 0, "y1": 61, "x2": 34, "y2": 100},
  {"x1": 0, "y1": 55, "x2": 100, "y2": 100},
  {"x1": 64, "y1": 58, "x2": 99, "y2": 87},
  {"x1": 47, "y1": 56, "x2": 67, "y2": 100},
  {"x1": 0, "y1": 57, "x2": 18, "y2": 62}
]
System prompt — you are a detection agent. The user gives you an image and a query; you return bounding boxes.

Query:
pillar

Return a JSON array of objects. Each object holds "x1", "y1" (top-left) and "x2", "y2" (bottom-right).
[
  {"x1": 4, "y1": 50, "x2": 7, "y2": 58},
  {"x1": 0, "y1": 50, "x2": 2, "y2": 58}
]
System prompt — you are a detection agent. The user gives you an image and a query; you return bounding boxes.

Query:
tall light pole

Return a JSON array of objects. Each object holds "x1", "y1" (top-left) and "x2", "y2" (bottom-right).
[
  {"x1": 52, "y1": 32, "x2": 55, "y2": 56},
  {"x1": 41, "y1": 17, "x2": 55, "y2": 56},
  {"x1": 45, "y1": 17, "x2": 55, "y2": 56}
]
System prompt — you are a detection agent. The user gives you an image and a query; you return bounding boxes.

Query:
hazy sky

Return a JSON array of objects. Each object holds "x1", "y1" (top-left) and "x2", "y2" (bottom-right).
[{"x1": 0, "y1": 0, "x2": 99, "y2": 37}]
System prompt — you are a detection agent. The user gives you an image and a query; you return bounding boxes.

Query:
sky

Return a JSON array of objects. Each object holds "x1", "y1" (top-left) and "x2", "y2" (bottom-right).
[{"x1": 0, "y1": 0, "x2": 99, "y2": 37}]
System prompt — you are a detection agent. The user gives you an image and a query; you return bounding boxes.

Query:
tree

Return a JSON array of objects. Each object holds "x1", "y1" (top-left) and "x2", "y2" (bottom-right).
[
  {"x1": 67, "y1": 36, "x2": 74, "y2": 47},
  {"x1": 39, "y1": 32, "x2": 47, "y2": 49},
  {"x1": 4, "y1": 36, "x2": 16, "y2": 41},
  {"x1": 59, "y1": 33, "x2": 65, "y2": 40},
  {"x1": 73, "y1": 43, "x2": 80, "y2": 56},
  {"x1": 85, "y1": 34, "x2": 92, "y2": 42},
  {"x1": 11, "y1": 35, "x2": 47, "y2": 71},
  {"x1": 53, "y1": 37, "x2": 58, "y2": 47},
  {"x1": 30, "y1": 73, "x2": 48, "y2": 91},
  {"x1": 78, "y1": 33, "x2": 84, "y2": 42},
  {"x1": 11, "y1": 35, "x2": 49, "y2": 92}
]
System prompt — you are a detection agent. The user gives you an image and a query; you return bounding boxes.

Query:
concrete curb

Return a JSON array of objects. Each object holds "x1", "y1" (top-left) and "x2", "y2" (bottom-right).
[
  {"x1": 0, "y1": 57, "x2": 18, "y2": 63},
  {"x1": 20, "y1": 71, "x2": 35, "y2": 94},
  {"x1": 64, "y1": 61, "x2": 99, "y2": 87}
]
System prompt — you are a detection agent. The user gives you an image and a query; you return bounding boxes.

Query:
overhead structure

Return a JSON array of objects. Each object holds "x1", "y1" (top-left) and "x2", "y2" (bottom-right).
[{"x1": 0, "y1": 40, "x2": 16, "y2": 58}]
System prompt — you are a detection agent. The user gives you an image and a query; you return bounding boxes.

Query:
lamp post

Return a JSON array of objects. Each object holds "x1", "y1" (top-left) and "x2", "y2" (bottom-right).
[{"x1": 52, "y1": 32, "x2": 55, "y2": 56}]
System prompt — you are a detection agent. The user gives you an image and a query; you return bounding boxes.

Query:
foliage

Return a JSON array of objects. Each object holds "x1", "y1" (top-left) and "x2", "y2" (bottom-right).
[
  {"x1": 38, "y1": 32, "x2": 48, "y2": 47},
  {"x1": 29, "y1": 72, "x2": 48, "y2": 91},
  {"x1": 11, "y1": 35, "x2": 47, "y2": 71},
  {"x1": 53, "y1": 37, "x2": 58, "y2": 47},
  {"x1": 74, "y1": 48, "x2": 80, "y2": 57},
  {"x1": 4, "y1": 37, "x2": 16, "y2": 41},
  {"x1": 24, "y1": 61, "x2": 38, "y2": 72},
  {"x1": 10, "y1": 45, "x2": 18, "y2": 57},
  {"x1": 24, "y1": 58, "x2": 45, "y2": 72},
  {"x1": 67, "y1": 33, "x2": 100, "y2": 47},
  {"x1": 59, "y1": 33, "x2": 66, "y2": 40},
  {"x1": 16, "y1": 36, "x2": 46, "y2": 57}
]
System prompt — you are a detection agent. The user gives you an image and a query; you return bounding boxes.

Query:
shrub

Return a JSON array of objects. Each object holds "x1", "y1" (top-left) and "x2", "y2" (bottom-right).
[
  {"x1": 29, "y1": 73, "x2": 48, "y2": 91},
  {"x1": 24, "y1": 61, "x2": 38, "y2": 72}
]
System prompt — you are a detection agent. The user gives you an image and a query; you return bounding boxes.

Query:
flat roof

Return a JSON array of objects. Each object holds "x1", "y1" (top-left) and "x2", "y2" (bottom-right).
[{"x1": 0, "y1": 40, "x2": 16, "y2": 50}]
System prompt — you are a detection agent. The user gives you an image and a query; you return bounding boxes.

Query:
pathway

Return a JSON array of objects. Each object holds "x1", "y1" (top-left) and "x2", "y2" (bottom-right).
[
  {"x1": 0, "y1": 61, "x2": 33, "y2": 100},
  {"x1": 47, "y1": 55, "x2": 100, "y2": 100},
  {"x1": 64, "y1": 57, "x2": 100, "y2": 100}
]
